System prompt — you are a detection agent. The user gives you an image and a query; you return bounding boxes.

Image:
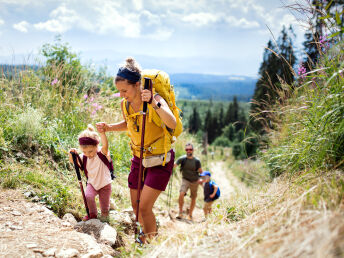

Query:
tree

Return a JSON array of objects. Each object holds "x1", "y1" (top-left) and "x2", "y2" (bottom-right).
[
  {"x1": 222, "y1": 124, "x2": 236, "y2": 142},
  {"x1": 188, "y1": 106, "x2": 202, "y2": 133},
  {"x1": 250, "y1": 26, "x2": 297, "y2": 134},
  {"x1": 303, "y1": 0, "x2": 344, "y2": 70},
  {"x1": 204, "y1": 109, "x2": 216, "y2": 144}
]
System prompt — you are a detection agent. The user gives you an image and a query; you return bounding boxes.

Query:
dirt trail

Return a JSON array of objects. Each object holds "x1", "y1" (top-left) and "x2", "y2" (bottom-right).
[
  {"x1": 157, "y1": 160, "x2": 245, "y2": 234},
  {"x1": 210, "y1": 161, "x2": 247, "y2": 198},
  {"x1": 0, "y1": 189, "x2": 114, "y2": 257}
]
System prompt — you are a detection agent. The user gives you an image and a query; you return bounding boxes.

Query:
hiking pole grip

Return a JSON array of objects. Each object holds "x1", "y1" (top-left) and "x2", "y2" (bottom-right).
[{"x1": 143, "y1": 77, "x2": 152, "y2": 112}]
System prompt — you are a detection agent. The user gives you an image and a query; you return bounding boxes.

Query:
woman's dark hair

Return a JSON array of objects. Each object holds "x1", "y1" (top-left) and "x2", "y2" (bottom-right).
[{"x1": 115, "y1": 57, "x2": 142, "y2": 85}]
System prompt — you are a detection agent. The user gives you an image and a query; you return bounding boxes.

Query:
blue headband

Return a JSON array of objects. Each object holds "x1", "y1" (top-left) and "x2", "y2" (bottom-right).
[{"x1": 116, "y1": 67, "x2": 141, "y2": 83}]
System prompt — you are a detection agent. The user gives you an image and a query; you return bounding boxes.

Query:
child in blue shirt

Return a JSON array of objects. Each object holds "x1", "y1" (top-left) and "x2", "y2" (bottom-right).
[{"x1": 199, "y1": 171, "x2": 220, "y2": 218}]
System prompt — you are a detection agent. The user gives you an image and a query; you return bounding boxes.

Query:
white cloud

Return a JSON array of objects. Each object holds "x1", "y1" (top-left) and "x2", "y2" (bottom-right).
[
  {"x1": 34, "y1": 4, "x2": 80, "y2": 33},
  {"x1": 13, "y1": 21, "x2": 30, "y2": 33},
  {"x1": 225, "y1": 16, "x2": 260, "y2": 29},
  {"x1": 182, "y1": 12, "x2": 219, "y2": 26},
  {"x1": 132, "y1": 0, "x2": 143, "y2": 10},
  {"x1": 0, "y1": 19, "x2": 4, "y2": 26}
]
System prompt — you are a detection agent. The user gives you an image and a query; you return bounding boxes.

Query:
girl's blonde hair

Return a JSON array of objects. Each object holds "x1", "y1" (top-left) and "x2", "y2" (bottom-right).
[{"x1": 78, "y1": 124, "x2": 100, "y2": 144}]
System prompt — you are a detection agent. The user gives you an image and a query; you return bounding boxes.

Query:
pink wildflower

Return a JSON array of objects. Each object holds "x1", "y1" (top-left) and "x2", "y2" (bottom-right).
[
  {"x1": 298, "y1": 63, "x2": 307, "y2": 79},
  {"x1": 90, "y1": 97, "x2": 94, "y2": 102},
  {"x1": 112, "y1": 93, "x2": 121, "y2": 98},
  {"x1": 84, "y1": 94, "x2": 88, "y2": 100},
  {"x1": 51, "y1": 78, "x2": 58, "y2": 85}
]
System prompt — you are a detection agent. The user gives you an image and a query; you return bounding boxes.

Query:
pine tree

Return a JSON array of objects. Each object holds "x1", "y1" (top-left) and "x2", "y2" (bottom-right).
[
  {"x1": 188, "y1": 106, "x2": 202, "y2": 134},
  {"x1": 204, "y1": 109, "x2": 215, "y2": 144},
  {"x1": 250, "y1": 26, "x2": 297, "y2": 134}
]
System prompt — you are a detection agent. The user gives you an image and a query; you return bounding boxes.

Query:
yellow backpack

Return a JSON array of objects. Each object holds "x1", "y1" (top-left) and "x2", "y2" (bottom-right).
[{"x1": 123, "y1": 69, "x2": 183, "y2": 165}]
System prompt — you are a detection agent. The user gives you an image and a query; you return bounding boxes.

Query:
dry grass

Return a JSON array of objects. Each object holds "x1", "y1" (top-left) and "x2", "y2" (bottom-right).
[{"x1": 143, "y1": 170, "x2": 344, "y2": 257}]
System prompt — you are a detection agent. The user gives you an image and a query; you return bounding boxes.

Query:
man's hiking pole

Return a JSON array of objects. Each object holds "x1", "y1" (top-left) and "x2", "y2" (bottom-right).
[
  {"x1": 135, "y1": 77, "x2": 152, "y2": 237},
  {"x1": 70, "y1": 152, "x2": 90, "y2": 217}
]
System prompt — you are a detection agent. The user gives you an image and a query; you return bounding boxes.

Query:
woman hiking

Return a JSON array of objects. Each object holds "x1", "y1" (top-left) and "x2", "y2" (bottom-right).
[{"x1": 96, "y1": 57, "x2": 176, "y2": 243}]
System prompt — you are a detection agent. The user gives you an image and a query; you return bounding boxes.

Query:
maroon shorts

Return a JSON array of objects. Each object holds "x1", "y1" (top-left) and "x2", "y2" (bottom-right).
[{"x1": 128, "y1": 150, "x2": 175, "y2": 191}]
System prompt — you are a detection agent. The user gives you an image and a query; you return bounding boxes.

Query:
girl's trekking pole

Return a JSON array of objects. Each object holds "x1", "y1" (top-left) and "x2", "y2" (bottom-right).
[
  {"x1": 70, "y1": 152, "x2": 90, "y2": 217},
  {"x1": 135, "y1": 77, "x2": 152, "y2": 237}
]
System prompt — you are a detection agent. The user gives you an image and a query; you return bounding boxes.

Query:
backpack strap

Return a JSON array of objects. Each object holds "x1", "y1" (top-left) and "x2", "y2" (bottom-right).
[{"x1": 97, "y1": 152, "x2": 115, "y2": 180}]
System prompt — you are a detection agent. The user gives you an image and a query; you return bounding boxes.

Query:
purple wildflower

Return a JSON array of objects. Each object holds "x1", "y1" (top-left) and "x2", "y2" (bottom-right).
[
  {"x1": 112, "y1": 93, "x2": 121, "y2": 98},
  {"x1": 84, "y1": 94, "x2": 88, "y2": 100},
  {"x1": 90, "y1": 97, "x2": 94, "y2": 102},
  {"x1": 51, "y1": 78, "x2": 58, "y2": 86},
  {"x1": 91, "y1": 110, "x2": 96, "y2": 115},
  {"x1": 298, "y1": 63, "x2": 307, "y2": 79}
]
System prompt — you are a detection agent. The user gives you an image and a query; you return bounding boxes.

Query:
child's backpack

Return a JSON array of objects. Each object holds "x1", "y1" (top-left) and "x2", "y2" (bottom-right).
[
  {"x1": 123, "y1": 69, "x2": 183, "y2": 165},
  {"x1": 82, "y1": 152, "x2": 115, "y2": 180}
]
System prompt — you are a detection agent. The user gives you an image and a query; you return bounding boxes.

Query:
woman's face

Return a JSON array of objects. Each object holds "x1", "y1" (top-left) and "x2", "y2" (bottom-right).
[{"x1": 116, "y1": 80, "x2": 140, "y2": 103}]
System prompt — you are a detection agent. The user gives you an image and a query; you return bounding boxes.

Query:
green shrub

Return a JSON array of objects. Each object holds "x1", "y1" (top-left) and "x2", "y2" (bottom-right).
[{"x1": 213, "y1": 136, "x2": 231, "y2": 147}]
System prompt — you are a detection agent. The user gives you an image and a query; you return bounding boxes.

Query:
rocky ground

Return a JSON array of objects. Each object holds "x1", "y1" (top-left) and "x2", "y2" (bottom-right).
[{"x1": 0, "y1": 189, "x2": 118, "y2": 258}]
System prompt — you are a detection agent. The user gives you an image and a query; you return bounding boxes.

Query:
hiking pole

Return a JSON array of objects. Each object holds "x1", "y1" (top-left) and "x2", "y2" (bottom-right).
[
  {"x1": 71, "y1": 152, "x2": 90, "y2": 217},
  {"x1": 135, "y1": 77, "x2": 152, "y2": 236}
]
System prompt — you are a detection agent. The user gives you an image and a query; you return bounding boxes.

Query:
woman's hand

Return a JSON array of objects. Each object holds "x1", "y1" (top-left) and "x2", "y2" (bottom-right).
[
  {"x1": 141, "y1": 89, "x2": 152, "y2": 103},
  {"x1": 96, "y1": 122, "x2": 108, "y2": 133}
]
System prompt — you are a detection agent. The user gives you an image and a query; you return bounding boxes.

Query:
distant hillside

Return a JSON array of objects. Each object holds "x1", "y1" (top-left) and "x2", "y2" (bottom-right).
[
  {"x1": 170, "y1": 73, "x2": 257, "y2": 102},
  {"x1": 0, "y1": 64, "x2": 40, "y2": 78}
]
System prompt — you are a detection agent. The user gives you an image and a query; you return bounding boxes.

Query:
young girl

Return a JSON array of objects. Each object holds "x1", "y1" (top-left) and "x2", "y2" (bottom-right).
[{"x1": 69, "y1": 124, "x2": 112, "y2": 221}]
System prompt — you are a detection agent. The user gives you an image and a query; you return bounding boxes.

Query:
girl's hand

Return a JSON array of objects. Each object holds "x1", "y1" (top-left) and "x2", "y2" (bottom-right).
[
  {"x1": 96, "y1": 122, "x2": 108, "y2": 133},
  {"x1": 69, "y1": 148, "x2": 78, "y2": 154},
  {"x1": 210, "y1": 193, "x2": 215, "y2": 199},
  {"x1": 141, "y1": 89, "x2": 152, "y2": 103}
]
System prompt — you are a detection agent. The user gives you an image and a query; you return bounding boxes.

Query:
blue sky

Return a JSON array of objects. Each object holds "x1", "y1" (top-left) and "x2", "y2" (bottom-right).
[{"x1": 0, "y1": 0, "x2": 308, "y2": 76}]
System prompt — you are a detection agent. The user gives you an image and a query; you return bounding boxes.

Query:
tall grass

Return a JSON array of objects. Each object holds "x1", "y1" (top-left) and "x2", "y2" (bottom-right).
[{"x1": 264, "y1": 42, "x2": 344, "y2": 177}]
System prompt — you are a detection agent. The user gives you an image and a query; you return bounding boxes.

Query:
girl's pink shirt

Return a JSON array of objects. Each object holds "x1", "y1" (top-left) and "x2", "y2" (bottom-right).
[{"x1": 81, "y1": 148, "x2": 112, "y2": 190}]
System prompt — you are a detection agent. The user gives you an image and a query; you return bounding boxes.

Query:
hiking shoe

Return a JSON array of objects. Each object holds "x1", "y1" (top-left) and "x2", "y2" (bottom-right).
[
  {"x1": 187, "y1": 215, "x2": 193, "y2": 221},
  {"x1": 82, "y1": 215, "x2": 97, "y2": 221},
  {"x1": 135, "y1": 230, "x2": 145, "y2": 245},
  {"x1": 176, "y1": 214, "x2": 184, "y2": 220}
]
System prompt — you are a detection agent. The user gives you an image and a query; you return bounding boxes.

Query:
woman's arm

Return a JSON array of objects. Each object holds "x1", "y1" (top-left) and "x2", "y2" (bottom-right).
[
  {"x1": 96, "y1": 100, "x2": 128, "y2": 132},
  {"x1": 152, "y1": 95, "x2": 176, "y2": 129},
  {"x1": 141, "y1": 90, "x2": 176, "y2": 129}
]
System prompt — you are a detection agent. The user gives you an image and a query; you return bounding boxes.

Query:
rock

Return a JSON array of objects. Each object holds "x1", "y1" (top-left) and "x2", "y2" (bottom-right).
[
  {"x1": 43, "y1": 248, "x2": 57, "y2": 257},
  {"x1": 24, "y1": 191, "x2": 33, "y2": 198},
  {"x1": 9, "y1": 225, "x2": 23, "y2": 230},
  {"x1": 99, "y1": 224, "x2": 117, "y2": 247},
  {"x1": 32, "y1": 196, "x2": 40, "y2": 202},
  {"x1": 109, "y1": 199, "x2": 116, "y2": 210},
  {"x1": 109, "y1": 211, "x2": 132, "y2": 226},
  {"x1": 75, "y1": 219, "x2": 117, "y2": 247},
  {"x1": 62, "y1": 213, "x2": 78, "y2": 226},
  {"x1": 2, "y1": 207, "x2": 12, "y2": 211},
  {"x1": 26, "y1": 243, "x2": 38, "y2": 249},
  {"x1": 11, "y1": 211, "x2": 21, "y2": 216},
  {"x1": 56, "y1": 248, "x2": 79, "y2": 258},
  {"x1": 62, "y1": 221, "x2": 71, "y2": 227},
  {"x1": 81, "y1": 249, "x2": 103, "y2": 258}
]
